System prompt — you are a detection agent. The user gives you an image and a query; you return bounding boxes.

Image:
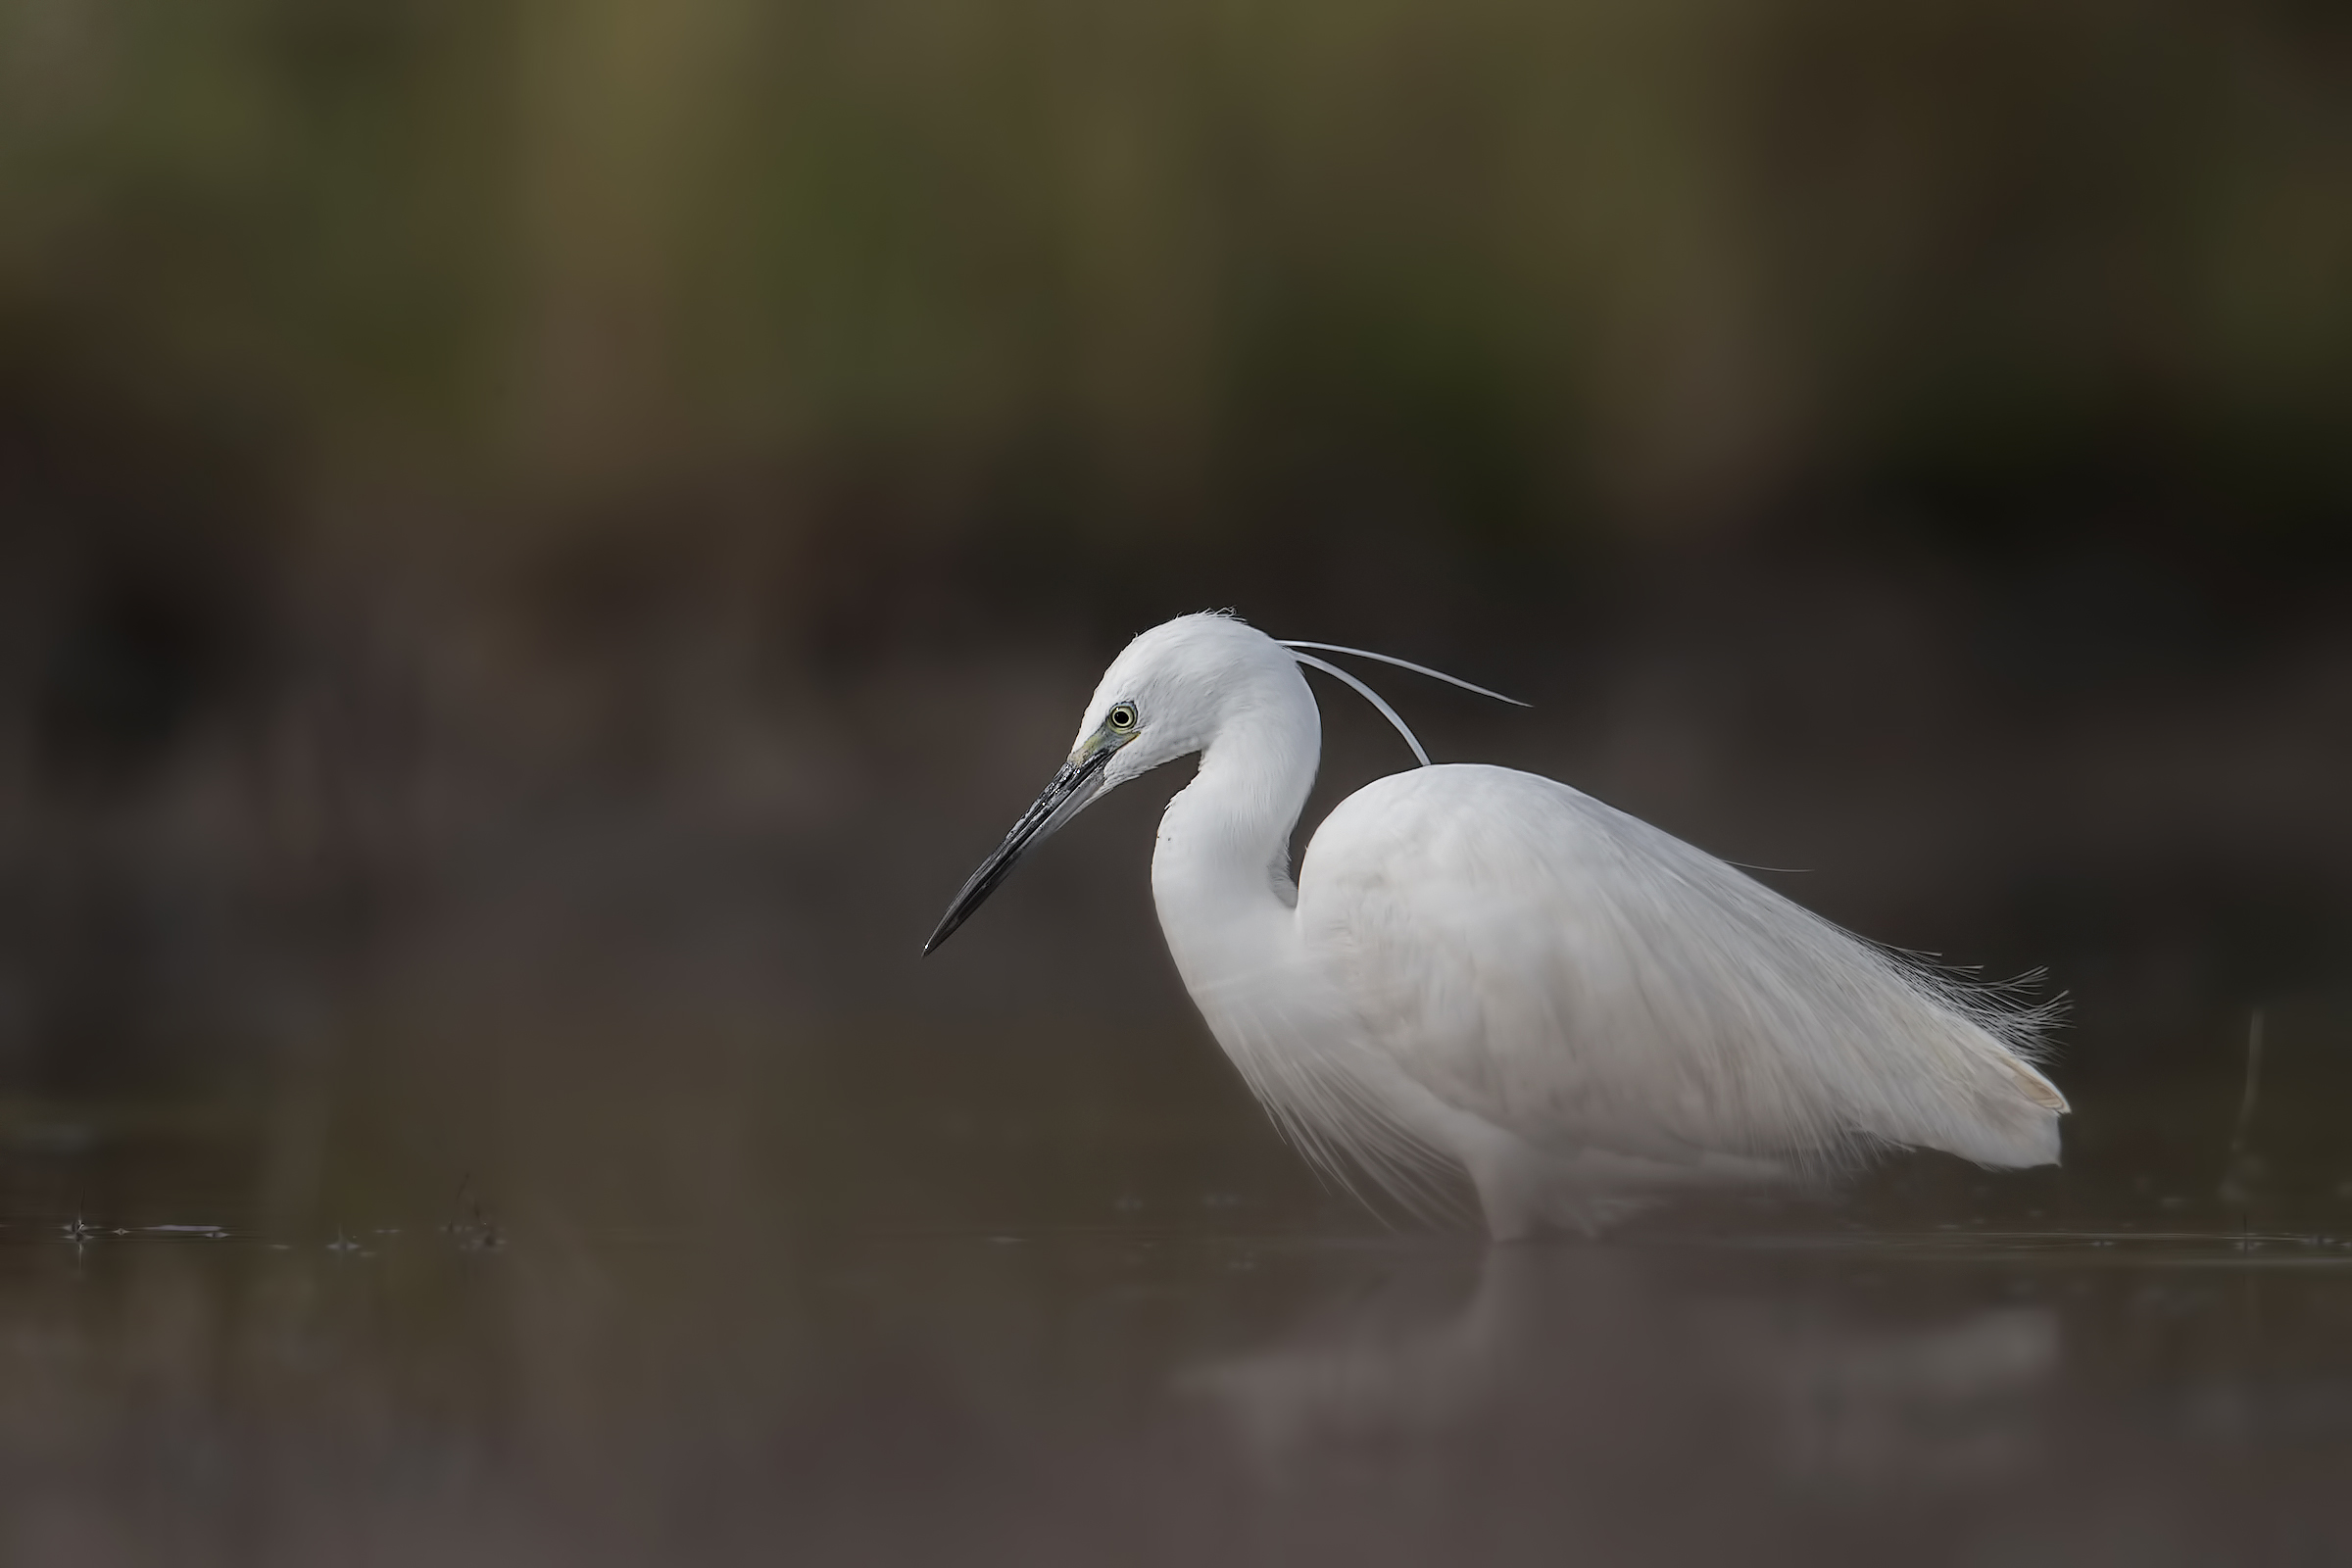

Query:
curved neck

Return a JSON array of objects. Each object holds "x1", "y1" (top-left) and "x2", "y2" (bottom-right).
[{"x1": 1149, "y1": 700, "x2": 1320, "y2": 984}]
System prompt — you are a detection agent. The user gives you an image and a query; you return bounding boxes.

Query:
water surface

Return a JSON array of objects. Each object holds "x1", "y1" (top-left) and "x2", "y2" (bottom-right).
[{"x1": 5, "y1": 1103, "x2": 2351, "y2": 1567}]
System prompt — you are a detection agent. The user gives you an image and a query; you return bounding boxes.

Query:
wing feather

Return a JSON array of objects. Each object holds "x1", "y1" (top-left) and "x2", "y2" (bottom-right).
[{"x1": 1296, "y1": 765, "x2": 2065, "y2": 1173}]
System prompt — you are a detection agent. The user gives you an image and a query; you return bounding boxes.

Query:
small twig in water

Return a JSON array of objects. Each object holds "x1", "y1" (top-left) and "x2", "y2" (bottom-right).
[
  {"x1": 2220, "y1": 1009, "x2": 2265, "y2": 1206},
  {"x1": 2230, "y1": 1010, "x2": 2265, "y2": 1153}
]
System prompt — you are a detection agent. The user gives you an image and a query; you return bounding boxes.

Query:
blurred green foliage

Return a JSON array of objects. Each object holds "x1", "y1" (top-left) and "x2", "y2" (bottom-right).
[{"x1": 1, "y1": 0, "x2": 2346, "y2": 560}]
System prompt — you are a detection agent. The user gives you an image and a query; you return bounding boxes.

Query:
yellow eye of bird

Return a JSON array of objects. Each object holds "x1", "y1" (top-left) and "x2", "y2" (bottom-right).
[{"x1": 1108, "y1": 705, "x2": 1137, "y2": 731}]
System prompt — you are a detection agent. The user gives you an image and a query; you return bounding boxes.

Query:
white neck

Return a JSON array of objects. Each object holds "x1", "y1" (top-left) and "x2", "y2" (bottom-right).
[{"x1": 1149, "y1": 697, "x2": 1320, "y2": 992}]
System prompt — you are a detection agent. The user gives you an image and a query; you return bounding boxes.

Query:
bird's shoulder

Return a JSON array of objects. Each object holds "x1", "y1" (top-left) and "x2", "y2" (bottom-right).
[{"x1": 1300, "y1": 763, "x2": 1631, "y2": 905}]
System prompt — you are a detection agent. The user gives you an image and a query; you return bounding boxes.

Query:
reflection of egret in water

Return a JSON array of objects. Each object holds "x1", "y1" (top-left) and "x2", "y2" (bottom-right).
[
  {"x1": 928, "y1": 613, "x2": 2067, "y2": 1238},
  {"x1": 1182, "y1": 1245, "x2": 2057, "y2": 1496},
  {"x1": 1715, "y1": 1298, "x2": 2057, "y2": 1484}
]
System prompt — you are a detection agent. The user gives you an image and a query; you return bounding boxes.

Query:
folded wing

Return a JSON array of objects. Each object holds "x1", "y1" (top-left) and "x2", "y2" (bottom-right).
[{"x1": 1297, "y1": 765, "x2": 2065, "y2": 1175}]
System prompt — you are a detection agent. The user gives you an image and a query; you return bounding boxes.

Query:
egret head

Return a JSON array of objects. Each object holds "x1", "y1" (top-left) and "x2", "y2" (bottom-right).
[{"x1": 924, "y1": 612, "x2": 1306, "y2": 953}]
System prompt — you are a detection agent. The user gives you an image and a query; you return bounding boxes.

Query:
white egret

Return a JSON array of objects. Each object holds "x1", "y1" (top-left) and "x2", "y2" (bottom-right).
[{"x1": 926, "y1": 612, "x2": 2066, "y2": 1238}]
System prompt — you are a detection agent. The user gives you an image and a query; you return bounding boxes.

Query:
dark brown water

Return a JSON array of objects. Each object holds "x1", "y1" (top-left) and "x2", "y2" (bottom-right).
[
  {"x1": 5, "y1": 646, "x2": 2347, "y2": 1564},
  {"x1": 6, "y1": 1077, "x2": 2352, "y2": 1568}
]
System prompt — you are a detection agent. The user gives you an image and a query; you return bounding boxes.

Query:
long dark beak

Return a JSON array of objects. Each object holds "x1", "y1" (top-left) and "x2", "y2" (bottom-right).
[{"x1": 923, "y1": 747, "x2": 1112, "y2": 954}]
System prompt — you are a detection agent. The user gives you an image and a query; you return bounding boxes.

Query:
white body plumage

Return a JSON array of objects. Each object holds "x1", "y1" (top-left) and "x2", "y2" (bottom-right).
[{"x1": 929, "y1": 612, "x2": 2066, "y2": 1239}]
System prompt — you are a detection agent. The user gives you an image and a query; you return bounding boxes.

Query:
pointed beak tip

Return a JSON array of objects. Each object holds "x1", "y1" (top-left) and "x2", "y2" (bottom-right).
[{"x1": 922, "y1": 746, "x2": 1111, "y2": 964}]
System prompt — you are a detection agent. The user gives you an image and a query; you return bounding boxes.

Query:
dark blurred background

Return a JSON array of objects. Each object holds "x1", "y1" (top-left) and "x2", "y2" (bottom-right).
[{"x1": 1, "y1": 0, "x2": 2348, "y2": 1236}]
